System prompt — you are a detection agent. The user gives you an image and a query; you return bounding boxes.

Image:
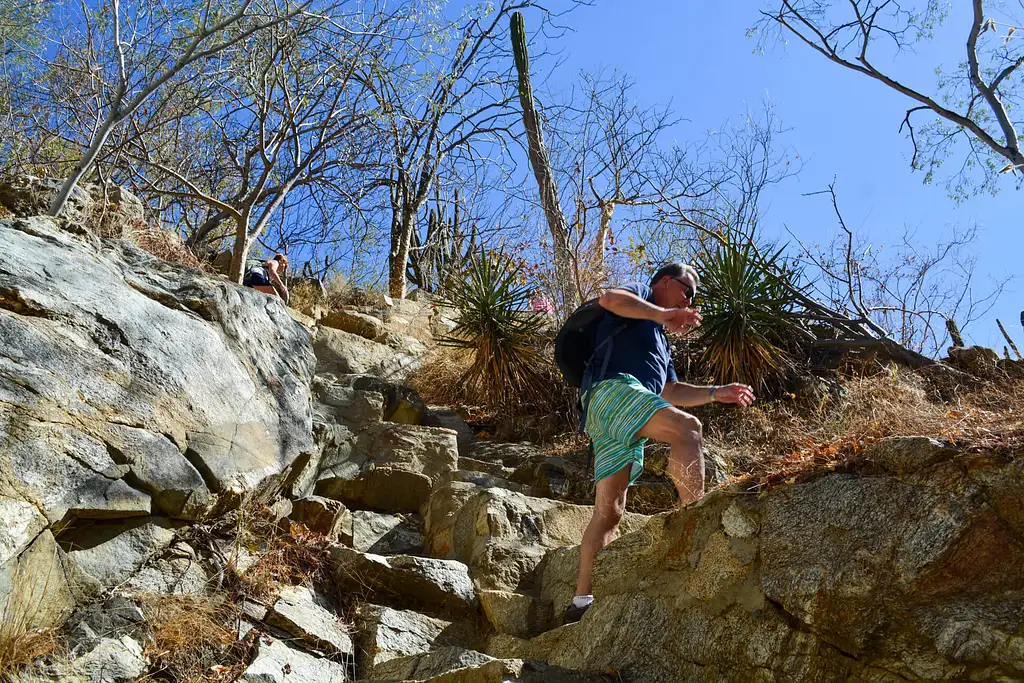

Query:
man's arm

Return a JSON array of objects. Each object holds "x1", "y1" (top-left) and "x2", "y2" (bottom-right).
[
  {"x1": 599, "y1": 288, "x2": 701, "y2": 333},
  {"x1": 598, "y1": 288, "x2": 667, "y2": 322},
  {"x1": 661, "y1": 381, "x2": 756, "y2": 408}
]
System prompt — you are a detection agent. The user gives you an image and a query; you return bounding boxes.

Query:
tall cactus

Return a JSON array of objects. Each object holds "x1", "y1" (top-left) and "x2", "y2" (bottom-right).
[
  {"x1": 511, "y1": 12, "x2": 576, "y2": 312},
  {"x1": 407, "y1": 189, "x2": 476, "y2": 293}
]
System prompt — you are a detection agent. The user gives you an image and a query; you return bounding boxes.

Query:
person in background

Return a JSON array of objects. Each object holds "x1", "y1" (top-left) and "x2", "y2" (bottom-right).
[{"x1": 243, "y1": 254, "x2": 289, "y2": 304}]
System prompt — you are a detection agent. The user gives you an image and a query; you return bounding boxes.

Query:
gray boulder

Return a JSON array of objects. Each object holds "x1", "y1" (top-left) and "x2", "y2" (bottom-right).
[
  {"x1": 487, "y1": 441, "x2": 1024, "y2": 682},
  {"x1": 423, "y1": 486, "x2": 648, "y2": 592},
  {"x1": 351, "y1": 510, "x2": 424, "y2": 555},
  {"x1": 313, "y1": 326, "x2": 420, "y2": 379},
  {"x1": 266, "y1": 585, "x2": 355, "y2": 657},
  {"x1": 124, "y1": 541, "x2": 210, "y2": 596},
  {"x1": 63, "y1": 517, "x2": 183, "y2": 588},
  {"x1": 315, "y1": 423, "x2": 459, "y2": 513},
  {"x1": 369, "y1": 646, "x2": 494, "y2": 681},
  {"x1": 53, "y1": 635, "x2": 148, "y2": 683},
  {"x1": 239, "y1": 634, "x2": 348, "y2": 683},
  {"x1": 321, "y1": 308, "x2": 387, "y2": 340},
  {"x1": 290, "y1": 496, "x2": 353, "y2": 543},
  {"x1": 332, "y1": 547, "x2": 477, "y2": 618},
  {"x1": 1, "y1": 216, "x2": 315, "y2": 529},
  {"x1": 354, "y1": 604, "x2": 462, "y2": 675}
]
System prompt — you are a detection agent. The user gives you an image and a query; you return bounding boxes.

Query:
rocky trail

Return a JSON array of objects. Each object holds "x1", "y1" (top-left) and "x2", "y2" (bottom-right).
[{"x1": 1, "y1": 211, "x2": 1022, "y2": 682}]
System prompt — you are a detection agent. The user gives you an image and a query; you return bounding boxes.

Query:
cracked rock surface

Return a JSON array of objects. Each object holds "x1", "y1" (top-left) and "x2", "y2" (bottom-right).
[{"x1": 0, "y1": 215, "x2": 315, "y2": 627}]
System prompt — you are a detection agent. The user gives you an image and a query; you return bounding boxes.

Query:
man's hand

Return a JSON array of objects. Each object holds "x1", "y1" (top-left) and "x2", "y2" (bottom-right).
[
  {"x1": 713, "y1": 384, "x2": 755, "y2": 408},
  {"x1": 659, "y1": 306, "x2": 702, "y2": 333}
]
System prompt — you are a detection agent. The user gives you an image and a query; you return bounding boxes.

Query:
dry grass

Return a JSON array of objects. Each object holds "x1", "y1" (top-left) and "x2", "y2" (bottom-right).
[
  {"x1": 0, "y1": 546, "x2": 63, "y2": 682},
  {"x1": 288, "y1": 274, "x2": 385, "y2": 318},
  {"x1": 134, "y1": 495, "x2": 338, "y2": 682},
  {"x1": 230, "y1": 523, "x2": 335, "y2": 603},
  {"x1": 537, "y1": 365, "x2": 1023, "y2": 502},
  {"x1": 409, "y1": 345, "x2": 475, "y2": 407},
  {"x1": 702, "y1": 366, "x2": 1024, "y2": 487},
  {"x1": 211, "y1": 493, "x2": 336, "y2": 604},
  {"x1": 126, "y1": 222, "x2": 206, "y2": 271},
  {"x1": 410, "y1": 344, "x2": 578, "y2": 443},
  {"x1": 288, "y1": 280, "x2": 326, "y2": 315},
  {"x1": 137, "y1": 594, "x2": 250, "y2": 683},
  {"x1": 323, "y1": 274, "x2": 380, "y2": 309}
]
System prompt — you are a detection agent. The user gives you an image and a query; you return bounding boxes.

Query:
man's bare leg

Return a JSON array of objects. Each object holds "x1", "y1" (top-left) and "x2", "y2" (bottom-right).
[
  {"x1": 636, "y1": 406, "x2": 705, "y2": 505},
  {"x1": 573, "y1": 464, "x2": 631, "y2": 598}
]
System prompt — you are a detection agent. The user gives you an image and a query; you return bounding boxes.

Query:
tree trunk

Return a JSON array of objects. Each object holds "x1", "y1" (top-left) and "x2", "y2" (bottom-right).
[
  {"x1": 511, "y1": 12, "x2": 576, "y2": 312},
  {"x1": 48, "y1": 115, "x2": 119, "y2": 216},
  {"x1": 389, "y1": 207, "x2": 415, "y2": 299},
  {"x1": 594, "y1": 200, "x2": 615, "y2": 268},
  {"x1": 228, "y1": 213, "x2": 252, "y2": 284}
]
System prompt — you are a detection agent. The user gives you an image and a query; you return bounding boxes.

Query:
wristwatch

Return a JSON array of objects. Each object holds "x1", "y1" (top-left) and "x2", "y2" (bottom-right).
[{"x1": 708, "y1": 385, "x2": 718, "y2": 401}]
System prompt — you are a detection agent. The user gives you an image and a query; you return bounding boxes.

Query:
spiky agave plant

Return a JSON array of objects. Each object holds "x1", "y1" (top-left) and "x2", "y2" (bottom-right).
[
  {"x1": 438, "y1": 249, "x2": 548, "y2": 409},
  {"x1": 698, "y1": 234, "x2": 805, "y2": 388}
]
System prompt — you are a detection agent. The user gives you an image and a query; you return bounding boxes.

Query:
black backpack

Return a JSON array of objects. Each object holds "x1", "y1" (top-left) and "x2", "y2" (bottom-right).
[{"x1": 554, "y1": 298, "x2": 628, "y2": 388}]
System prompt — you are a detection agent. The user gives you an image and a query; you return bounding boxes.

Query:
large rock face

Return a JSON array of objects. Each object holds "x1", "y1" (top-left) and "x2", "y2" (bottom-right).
[
  {"x1": 1, "y1": 217, "x2": 315, "y2": 521},
  {"x1": 491, "y1": 437, "x2": 1024, "y2": 682},
  {"x1": 0, "y1": 216, "x2": 315, "y2": 626}
]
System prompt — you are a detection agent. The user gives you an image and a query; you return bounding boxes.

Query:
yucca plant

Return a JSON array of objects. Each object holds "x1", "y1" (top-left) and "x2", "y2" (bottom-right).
[
  {"x1": 698, "y1": 234, "x2": 805, "y2": 388},
  {"x1": 437, "y1": 249, "x2": 548, "y2": 409}
]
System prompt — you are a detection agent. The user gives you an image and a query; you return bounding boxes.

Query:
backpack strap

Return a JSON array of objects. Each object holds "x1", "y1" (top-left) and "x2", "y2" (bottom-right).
[{"x1": 579, "y1": 320, "x2": 630, "y2": 431}]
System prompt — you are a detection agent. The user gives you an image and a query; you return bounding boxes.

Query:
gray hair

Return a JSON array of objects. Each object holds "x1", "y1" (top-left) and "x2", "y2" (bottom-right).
[{"x1": 650, "y1": 262, "x2": 699, "y2": 290}]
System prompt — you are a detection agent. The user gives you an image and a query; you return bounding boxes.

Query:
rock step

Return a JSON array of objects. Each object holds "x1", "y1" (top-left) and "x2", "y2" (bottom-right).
[{"x1": 355, "y1": 646, "x2": 615, "y2": 682}]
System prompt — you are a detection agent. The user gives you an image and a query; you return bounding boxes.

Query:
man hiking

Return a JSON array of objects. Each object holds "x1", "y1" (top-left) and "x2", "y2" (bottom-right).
[{"x1": 563, "y1": 262, "x2": 755, "y2": 625}]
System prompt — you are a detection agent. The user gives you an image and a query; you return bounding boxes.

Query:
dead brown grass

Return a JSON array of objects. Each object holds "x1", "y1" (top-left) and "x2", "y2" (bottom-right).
[
  {"x1": 0, "y1": 547, "x2": 63, "y2": 682},
  {"x1": 126, "y1": 223, "x2": 207, "y2": 271},
  {"x1": 137, "y1": 594, "x2": 250, "y2": 683},
  {"x1": 409, "y1": 345, "x2": 474, "y2": 407},
  {"x1": 410, "y1": 344, "x2": 578, "y2": 443},
  {"x1": 231, "y1": 523, "x2": 335, "y2": 603},
  {"x1": 323, "y1": 274, "x2": 380, "y2": 309},
  {"x1": 702, "y1": 366, "x2": 1024, "y2": 487},
  {"x1": 210, "y1": 492, "x2": 336, "y2": 605},
  {"x1": 288, "y1": 280, "x2": 325, "y2": 316},
  {"x1": 0, "y1": 622, "x2": 57, "y2": 683}
]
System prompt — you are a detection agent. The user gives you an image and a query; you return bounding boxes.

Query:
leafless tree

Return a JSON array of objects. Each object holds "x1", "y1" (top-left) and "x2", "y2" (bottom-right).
[
  {"x1": 757, "y1": 0, "x2": 1024, "y2": 199},
  {"x1": 507, "y1": 67, "x2": 713, "y2": 308},
  {"x1": 121, "y1": 2, "x2": 385, "y2": 282},
  {"x1": 649, "y1": 102, "x2": 799, "y2": 269},
  {"x1": 0, "y1": 0, "x2": 53, "y2": 169},
  {"x1": 356, "y1": 0, "x2": 580, "y2": 299},
  {"x1": 791, "y1": 181, "x2": 1009, "y2": 356},
  {"x1": 27, "y1": 0, "x2": 309, "y2": 217},
  {"x1": 544, "y1": 69, "x2": 708, "y2": 299}
]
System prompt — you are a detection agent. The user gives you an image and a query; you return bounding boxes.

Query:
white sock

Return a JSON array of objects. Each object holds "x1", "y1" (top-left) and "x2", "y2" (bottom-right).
[{"x1": 571, "y1": 595, "x2": 594, "y2": 608}]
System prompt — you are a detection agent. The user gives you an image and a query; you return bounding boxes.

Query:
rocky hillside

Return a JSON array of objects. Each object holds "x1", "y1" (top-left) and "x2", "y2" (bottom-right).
[{"x1": 1, "y1": 211, "x2": 1022, "y2": 683}]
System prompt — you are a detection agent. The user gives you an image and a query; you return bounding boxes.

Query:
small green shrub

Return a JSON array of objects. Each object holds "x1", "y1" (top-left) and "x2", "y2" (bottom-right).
[
  {"x1": 698, "y1": 234, "x2": 805, "y2": 388},
  {"x1": 438, "y1": 249, "x2": 548, "y2": 409}
]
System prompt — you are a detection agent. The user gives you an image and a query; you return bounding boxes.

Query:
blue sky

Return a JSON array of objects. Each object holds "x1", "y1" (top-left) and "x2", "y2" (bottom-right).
[{"x1": 528, "y1": 1, "x2": 1020, "y2": 350}]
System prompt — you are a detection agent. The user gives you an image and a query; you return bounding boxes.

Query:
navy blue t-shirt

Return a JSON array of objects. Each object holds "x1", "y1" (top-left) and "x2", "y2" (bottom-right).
[{"x1": 587, "y1": 282, "x2": 678, "y2": 396}]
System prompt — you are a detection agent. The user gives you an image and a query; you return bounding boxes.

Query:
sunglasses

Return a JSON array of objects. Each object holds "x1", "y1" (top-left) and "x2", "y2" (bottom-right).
[{"x1": 672, "y1": 277, "x2": 696, "y2": 302}]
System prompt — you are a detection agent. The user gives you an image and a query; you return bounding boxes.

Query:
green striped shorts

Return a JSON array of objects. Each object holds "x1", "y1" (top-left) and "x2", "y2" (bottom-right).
[{"x1": 584, "y1": 373, "x2": 673, "y2": 485}]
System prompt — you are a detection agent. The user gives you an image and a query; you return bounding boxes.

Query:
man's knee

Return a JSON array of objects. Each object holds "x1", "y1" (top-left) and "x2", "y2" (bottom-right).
[
  {"x1": 593, "y1": 492, "x2": 627, "y2": 528},
  {"x1": 665, "y1": 411, "x2": 702, "y2": 447}
]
